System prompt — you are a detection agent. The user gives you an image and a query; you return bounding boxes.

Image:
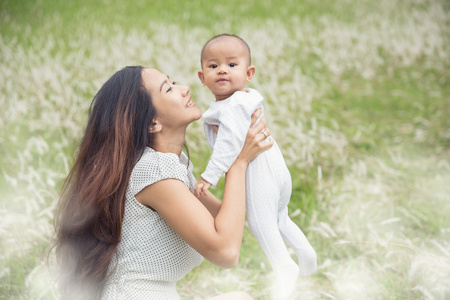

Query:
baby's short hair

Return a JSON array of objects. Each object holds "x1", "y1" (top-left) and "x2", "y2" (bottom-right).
[{"x1": 200, "y1": 33, "x2": 251, "y2": 65}]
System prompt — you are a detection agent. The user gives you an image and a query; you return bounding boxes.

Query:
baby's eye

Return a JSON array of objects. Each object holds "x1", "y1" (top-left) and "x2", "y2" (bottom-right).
[
  {"x1": 209, "y1": 64, "x2": 217, "y2": 69},
  {"x1": 229, "y1": 63, "x2": 236, "y2": 67}
]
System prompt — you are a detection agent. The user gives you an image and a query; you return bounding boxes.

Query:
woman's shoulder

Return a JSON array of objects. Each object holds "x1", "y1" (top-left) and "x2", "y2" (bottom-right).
[
  {"x1": 132, "y1": 148, "x2": 192, "y2": 182},
  {"x1": 134, "y1": 147, "x2": 184, "y2": 172},
  {"x1": 128, "y1": 147, "x2": 194, "y2": 196}
]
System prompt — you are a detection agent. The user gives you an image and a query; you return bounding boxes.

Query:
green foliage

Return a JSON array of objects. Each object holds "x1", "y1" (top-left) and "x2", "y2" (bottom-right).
[{"x1": 1, "y1": 0, "x2": 449, "y2": 299}]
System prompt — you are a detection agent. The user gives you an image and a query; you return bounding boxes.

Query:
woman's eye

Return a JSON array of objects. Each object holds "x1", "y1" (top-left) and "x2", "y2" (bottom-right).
[{"x1": 166, "y1": 81, "x2": 176, "y2": 92}]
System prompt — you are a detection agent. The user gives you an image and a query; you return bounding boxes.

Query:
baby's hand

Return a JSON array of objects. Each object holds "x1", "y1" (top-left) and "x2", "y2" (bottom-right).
[{"x1": 194, "y1": 178, "x2": 212, "y2": 197}]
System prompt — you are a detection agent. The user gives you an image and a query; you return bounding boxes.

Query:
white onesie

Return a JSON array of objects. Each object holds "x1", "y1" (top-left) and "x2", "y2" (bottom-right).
[{"x1": 202, "y1": 88, "x2": 317, "y2": 298}]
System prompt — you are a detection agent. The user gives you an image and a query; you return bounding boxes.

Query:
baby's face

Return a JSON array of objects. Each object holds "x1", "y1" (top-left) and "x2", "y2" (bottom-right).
[{"x1": 199, "y1": 37, "x2": 252, "y2": 101}]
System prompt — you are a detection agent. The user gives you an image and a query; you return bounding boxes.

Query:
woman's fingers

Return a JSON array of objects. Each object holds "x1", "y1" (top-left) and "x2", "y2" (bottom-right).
[
  {"x1": 251, "y1": 116, "x2": 266, "y2": 133},
  {"x1": 250, "y1": 108, "x2": 262, "y2": 127},
  {"x1": 259, "y1": 134, "x2": 274, "y2": 150},
  {"x1": 258, "y1": 128, "x2": 271, "y2": 142},
  {"x1": 237, "y1": 108, "x2": 274, "y2": 164}
]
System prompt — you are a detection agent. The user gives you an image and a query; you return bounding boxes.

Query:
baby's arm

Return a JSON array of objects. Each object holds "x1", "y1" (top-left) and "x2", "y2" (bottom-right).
[{"x1": 201, "y1": 104, "x2": 254, "y2": 186}]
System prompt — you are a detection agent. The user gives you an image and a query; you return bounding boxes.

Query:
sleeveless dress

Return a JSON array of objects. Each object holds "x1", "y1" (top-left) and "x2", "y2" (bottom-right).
[{"x1": 101, "y1": 147, "x2": 204, "y2": 300}]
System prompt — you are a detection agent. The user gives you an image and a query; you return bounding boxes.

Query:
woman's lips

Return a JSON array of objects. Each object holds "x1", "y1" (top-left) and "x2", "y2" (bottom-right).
[{"x1": 185, "y1": 96, "x2": 196, "y2": 108}]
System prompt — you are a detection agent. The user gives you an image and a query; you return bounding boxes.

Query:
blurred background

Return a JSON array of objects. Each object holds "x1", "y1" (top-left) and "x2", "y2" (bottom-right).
[{"x1": 1, "y1": 0, "x2": 449, "y2": 299}]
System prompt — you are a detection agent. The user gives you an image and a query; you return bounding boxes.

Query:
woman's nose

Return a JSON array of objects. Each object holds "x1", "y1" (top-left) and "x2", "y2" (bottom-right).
[{"x1": 182, "y1": 86, "x2": 190, "y2": 96}]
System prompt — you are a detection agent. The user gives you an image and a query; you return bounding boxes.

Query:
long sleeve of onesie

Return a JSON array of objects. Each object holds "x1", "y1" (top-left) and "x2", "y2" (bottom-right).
[{"x1": 201, "y1": 89, "x2": 263, "y2": 186}]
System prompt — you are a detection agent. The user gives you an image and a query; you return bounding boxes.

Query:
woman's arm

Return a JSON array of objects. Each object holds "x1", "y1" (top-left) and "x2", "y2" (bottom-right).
[{"x1": 136, "y1": 110, "x2": 272, "y2": 268}]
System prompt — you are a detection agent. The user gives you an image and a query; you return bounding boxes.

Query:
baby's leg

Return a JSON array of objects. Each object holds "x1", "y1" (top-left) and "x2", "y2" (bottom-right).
[
  {"x1": 278, "y1": 206, "x2": 317, "y2": 277},
  {"x1": 246, "y1": 169, "x2": 298, "y2": 298}
]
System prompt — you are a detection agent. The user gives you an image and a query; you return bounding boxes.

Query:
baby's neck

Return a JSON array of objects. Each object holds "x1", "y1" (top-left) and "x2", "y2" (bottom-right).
[
  {"x1": 214, "y1": 88, "x2": 247, "y2": 101},
  {"x1": 215, "y1": 95, "x2": 231, "y2": 101}
]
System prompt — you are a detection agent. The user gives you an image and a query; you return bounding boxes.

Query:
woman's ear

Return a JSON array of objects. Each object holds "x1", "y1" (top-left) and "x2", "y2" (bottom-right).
[
  {"x1": 148, "y1": 122, "x2": 162, "y2": 133},
  {"x1": 246, "y1": 66, "x2": 256, "y2": 82}
]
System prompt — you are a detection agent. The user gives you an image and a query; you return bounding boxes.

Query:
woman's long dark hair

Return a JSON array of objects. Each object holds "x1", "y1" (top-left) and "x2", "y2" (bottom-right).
[{"x1": 54, "y1": 66, "x2": 156, "y2": 299}]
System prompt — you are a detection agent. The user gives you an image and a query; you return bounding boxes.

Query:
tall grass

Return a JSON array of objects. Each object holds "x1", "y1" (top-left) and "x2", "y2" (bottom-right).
[{"x1": 1, "y1": 0, "x2": 449, "y2": 299}]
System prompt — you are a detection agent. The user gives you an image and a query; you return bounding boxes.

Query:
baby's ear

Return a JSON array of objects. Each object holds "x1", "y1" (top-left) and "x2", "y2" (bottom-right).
[
  {"x1": 197, "y1": 70, "x2": 205, "y2": 85},
  {"x1": 246, "y1": 66, "x2": 256, "y2": 82}
]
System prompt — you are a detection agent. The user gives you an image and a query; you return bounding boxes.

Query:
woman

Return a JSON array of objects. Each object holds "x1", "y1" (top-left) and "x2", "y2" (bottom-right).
[{"x1": 54, "y1": 66, "x2": 273, "y2": 300}]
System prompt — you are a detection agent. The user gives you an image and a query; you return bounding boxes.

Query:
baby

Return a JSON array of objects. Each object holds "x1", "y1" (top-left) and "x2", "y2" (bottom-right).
[{"x1": 195, "y1": 34, "x2": 317, "y2": 298}]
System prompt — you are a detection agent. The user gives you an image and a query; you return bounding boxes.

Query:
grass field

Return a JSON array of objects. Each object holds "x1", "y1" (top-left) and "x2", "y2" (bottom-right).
[{"x1": 1, "y1": 0, "x2": 449, "y2": 299}]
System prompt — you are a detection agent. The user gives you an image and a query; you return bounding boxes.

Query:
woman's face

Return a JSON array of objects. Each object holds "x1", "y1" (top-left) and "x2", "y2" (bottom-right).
[{"x1": 142, "y1": 68, "x2": 202, "y2": 130}]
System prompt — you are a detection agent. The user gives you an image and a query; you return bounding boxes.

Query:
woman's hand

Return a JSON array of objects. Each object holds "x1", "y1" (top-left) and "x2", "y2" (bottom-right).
[{"x1": 236, "y1": 108, "x2": 273, "y2": 165}]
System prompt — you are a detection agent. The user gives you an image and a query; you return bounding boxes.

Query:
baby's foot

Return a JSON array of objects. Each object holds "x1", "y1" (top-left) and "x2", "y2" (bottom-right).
[
  {"x1": 271, "y1": 262, "x2": 299, "y2": 299},
  {"x1": 297, "y1": 245, "x2": 317, "y2": 277}
]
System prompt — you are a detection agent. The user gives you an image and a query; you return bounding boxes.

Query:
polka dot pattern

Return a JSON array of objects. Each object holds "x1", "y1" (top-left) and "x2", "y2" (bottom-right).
[{"x1": 102, "y1": 147, "x2": 203, "y2": 300}]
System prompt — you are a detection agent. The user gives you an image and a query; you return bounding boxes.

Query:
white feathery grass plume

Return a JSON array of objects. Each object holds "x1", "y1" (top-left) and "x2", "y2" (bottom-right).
[{"x1": 1, "y1": 0, "x2": 449, "y2": 298}]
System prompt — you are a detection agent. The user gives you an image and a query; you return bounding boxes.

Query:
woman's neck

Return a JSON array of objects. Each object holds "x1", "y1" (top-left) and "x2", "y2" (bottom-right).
[{"x1": 150, "y1": 128, "x2": 186, "y2": 156}]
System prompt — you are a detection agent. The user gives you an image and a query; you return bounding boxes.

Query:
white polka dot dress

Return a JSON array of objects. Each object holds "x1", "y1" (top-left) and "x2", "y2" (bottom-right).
[{"x1": 101, "y1": 147, "x2": 203, "y2": 300}]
